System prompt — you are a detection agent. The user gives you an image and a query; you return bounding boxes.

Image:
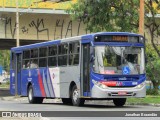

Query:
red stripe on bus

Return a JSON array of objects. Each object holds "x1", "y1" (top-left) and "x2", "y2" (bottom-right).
[
  {"x1": 101, "y1": 81, "x2": 117, "y2": 86},
  {"x1": 38, "y1": 70, "x2": 46, "y2": 97}
]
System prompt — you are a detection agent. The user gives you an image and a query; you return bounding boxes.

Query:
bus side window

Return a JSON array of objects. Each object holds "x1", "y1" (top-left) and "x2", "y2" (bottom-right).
[
  {"x1": 69, "y1": 42, "x2": 79, "y2": 65},
  {"x1": 30, "y1": 49, "x2": 38, "y2": 68},
  {"x1": 30, "y1": 59, "x2": 38, "y2": 68},
  {"x1": 48, "y1": 45, "x2": 57, "y2": 67},
  {"x1": 39, "y1": 47, "x2": 47, "y2": 67},
  {"x1": 22, "y1": 60, "x2": 30, "y2": 69},
  {"x1": 58, "y1": 43, "x2": 68, "y2": 66},
  {"x1": 48, "y1": 45, "x2": 57, "y2": 56},
  {"x1": 23, "y1": 50, "x2": 30, "y2": 69},
  {"x1": 31, "y1": 49, "x2": 38, "y2": 58}
]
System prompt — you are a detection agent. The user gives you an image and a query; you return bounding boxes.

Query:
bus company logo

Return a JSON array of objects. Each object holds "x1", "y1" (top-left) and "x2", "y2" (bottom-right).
[{"x1": 116, "y1": 82, "x2": 123, "y2": 86}]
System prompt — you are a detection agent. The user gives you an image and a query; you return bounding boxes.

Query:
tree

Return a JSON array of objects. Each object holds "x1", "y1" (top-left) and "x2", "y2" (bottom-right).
[
  {"x1": 67, "y1": 0, "x2": 139, "y2": 32},
  {"x1": 144, "y1": 0, "x2": 160, "y2": 94},
  {"x1": 145, "y1": 0, "x2": 160, "y2": 57},
  {"x1": 68, "y1": 0, "x2": 160, "y2": 50},
  {"x1": 0, "y1": 50, "x2": 10, "y2": 73},
  {"x1": 146, "y1": 44, "x2": 160, "y2": 94}
]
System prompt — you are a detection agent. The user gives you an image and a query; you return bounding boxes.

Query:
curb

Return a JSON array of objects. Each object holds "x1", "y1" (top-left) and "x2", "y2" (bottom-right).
[
  {"x1": 0, "y1": 96, "x2": 22, "y2": 101},
  {"x1": 0, "y1": 87, "x2": 9, "y2": 90},
  {"x1": 126, "y1": 102, "x2": 160, "y2": 107}
]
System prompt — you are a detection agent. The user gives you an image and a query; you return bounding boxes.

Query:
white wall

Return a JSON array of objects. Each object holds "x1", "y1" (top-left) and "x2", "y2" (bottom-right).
[{"x1": 0, "y1": 13, "x2": 88, "y2": 41}]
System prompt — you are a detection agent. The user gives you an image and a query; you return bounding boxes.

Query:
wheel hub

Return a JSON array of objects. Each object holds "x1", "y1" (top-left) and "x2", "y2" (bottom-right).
[
  {"x1": 29, "y1": 89, "x2": 33, "y2": 100},
  {"x1": 73, "y1": 89, "x2": 79, "y2": 103}
]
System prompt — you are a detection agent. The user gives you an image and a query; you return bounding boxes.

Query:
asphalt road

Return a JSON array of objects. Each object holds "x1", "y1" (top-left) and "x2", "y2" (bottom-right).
[
  {"x1": 0, "y1": 97, "x2": 160, "y2": 120},
  {"x1": 0, "y1": 88, "x2": 10, "y2": 97},
  {"x1": 0, "y1": 98, "x2": 160, "y2": 111}
]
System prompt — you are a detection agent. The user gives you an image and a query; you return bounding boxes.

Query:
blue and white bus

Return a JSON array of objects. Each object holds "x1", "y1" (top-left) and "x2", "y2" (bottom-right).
[{"x1": 10, "y1": 32, "x2": 146, "y2": 106}]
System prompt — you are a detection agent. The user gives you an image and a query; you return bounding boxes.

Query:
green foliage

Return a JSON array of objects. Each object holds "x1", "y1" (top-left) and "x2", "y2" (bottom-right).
[
  {"x1": 146, "y1": 89, "x2": 159, "y2": 95},
  {"x1": 127, "y1": 95, "x2": 160, "y2": 104},
  {"x1": 6, "y1": 80, "x2": 10, "y2": 85},
  {"x1": 0, "y1": 81, "x2": 10, "y2": 88},
  {"x1": 67, "y1": 0, "x2": 139, "y2": 32},
  {"x1": 146, "y1": 44, "x2": 159, "y2": 60},
  {"x1": 0, "y1": 50, "x2": 10, "y2": 72},
  {"x1": 145, "y1": 0, "x2": 160, "y2": 57},
  {"x1": 146, "y1": 44, "x2": 160, "y2": 94}
]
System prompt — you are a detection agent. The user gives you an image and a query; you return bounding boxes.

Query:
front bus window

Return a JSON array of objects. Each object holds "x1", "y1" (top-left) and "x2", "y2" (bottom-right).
[{"x1": 93, "y1": 46, "x2": 145, "y2": 75}]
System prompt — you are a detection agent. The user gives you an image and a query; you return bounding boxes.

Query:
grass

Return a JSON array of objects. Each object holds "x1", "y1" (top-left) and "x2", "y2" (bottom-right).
[
  {"x1": 127, "y1": 96, "x2": 160, "y2": 104},
  {"x1": 0, "y1": 83, "x2": 10, "y2": 88}
]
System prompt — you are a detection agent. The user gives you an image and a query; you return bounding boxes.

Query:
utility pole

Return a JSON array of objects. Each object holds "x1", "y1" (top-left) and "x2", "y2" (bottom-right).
[
  {"x1": 16, "y1": 0, "x2": 19, "y2": 47},
  {"x1": 15, "y1": 0, "x2": 19, "y2": 97},
  {"x1": 139, "y1": 0, "x2": 144, "y2": 35}
]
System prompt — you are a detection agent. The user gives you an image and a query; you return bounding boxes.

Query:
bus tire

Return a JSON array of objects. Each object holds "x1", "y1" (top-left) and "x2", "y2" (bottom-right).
[
  {"x1": 28, "y1": 85, "x2": 43, "y2": 104},
  {"x1": 62, "y1": 98, "x2": 72, "y2": 105},
  {"x1": 71, "y1": 85, "x2": 85, "y2": 106},
  {"x1": 113, "y1": 98, "x2": 126, "y2": 107}
]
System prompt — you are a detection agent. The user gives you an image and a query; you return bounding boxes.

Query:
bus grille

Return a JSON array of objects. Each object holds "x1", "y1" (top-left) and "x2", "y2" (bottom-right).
[
  {"x1": 108, "y1": 92, "x2": 136, "y2": 96},
  {"x1": 108, "y1": 86, "x2": 135, "y2": 88}
]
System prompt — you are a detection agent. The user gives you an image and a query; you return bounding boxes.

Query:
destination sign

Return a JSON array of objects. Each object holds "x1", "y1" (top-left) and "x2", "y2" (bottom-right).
[
  {"x1": 94, "y1": 35, "x2": 139, "y2": 43},
  {"x1": 112, "y1": 36, "x2": 128, "y2": 42}
]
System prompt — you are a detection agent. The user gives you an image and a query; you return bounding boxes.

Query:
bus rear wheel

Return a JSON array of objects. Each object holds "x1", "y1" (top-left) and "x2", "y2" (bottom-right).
[
  {"x1": 113, "y1": 98, "x2": 126, "y2": 107},
  {"x1": 28, "y1": 85, "x2": 43, "y2": 104},
  {"x1": 71, "y1": 85, "x2": 85, "y2": 106}
]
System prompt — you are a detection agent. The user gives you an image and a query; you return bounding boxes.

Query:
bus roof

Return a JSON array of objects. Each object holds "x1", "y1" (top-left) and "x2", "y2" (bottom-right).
[{"x1": 11, "y1": 32, "x2": 143, "y2": 52}]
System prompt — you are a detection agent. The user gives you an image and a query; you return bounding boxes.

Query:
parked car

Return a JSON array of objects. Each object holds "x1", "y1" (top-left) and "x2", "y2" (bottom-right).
[{"x1": 0, "y1": 78, "x2": 10, "y2": 84}]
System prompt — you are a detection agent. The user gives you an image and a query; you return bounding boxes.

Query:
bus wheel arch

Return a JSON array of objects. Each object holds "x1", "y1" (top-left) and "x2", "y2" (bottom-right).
[
  {"x1": 61, "y1": 81, "x2": 75, "y2": 105},
  {"x1": 69, "y1": 81, "x2": 76, "y2": 98},
  {"x1": 27, "y1": 84, "x2": 35, "y2": 103},
  {"x1": 69, "y1": 82, "x2": 85, "y2": 106},
  {"x1": 27, "y1": 82, "x2": 32, "y2": 98},
  {"x1": 27, "y1": 83, "x2": 43, "y2": 104},
  {"x1": 27, "y1": 82, "x2": 32, "y2": 92}
]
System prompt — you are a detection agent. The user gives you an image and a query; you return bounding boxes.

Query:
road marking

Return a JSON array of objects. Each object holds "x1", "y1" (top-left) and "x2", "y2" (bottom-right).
[{"x1": 40, "y1": 117, "x2": 50, "y2": 120}]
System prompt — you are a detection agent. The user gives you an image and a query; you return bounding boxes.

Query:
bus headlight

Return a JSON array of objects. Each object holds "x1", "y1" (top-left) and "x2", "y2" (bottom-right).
[
  {"x1": 92, "y1": 79, "x2": 108, "y2": 89},
  {"x1": 135, "y1": 82, "x2": 145, "y2": 89},
  {"x1": 98, "y1": 83, "x2": 108, "y2": 89}
]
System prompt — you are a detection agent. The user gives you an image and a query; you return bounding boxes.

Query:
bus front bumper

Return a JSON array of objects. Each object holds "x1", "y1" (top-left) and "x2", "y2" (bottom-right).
[{"x1": 91, "y1": 85, "x2": 146, "y2": 98}]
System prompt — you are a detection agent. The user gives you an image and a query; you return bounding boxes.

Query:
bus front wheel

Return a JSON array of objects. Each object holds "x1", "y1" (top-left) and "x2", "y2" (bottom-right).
[
  {"x1": 113, "y1": 98, "x2": 126, "y2": 107},
  {"x1": 71, "y1": 85, "x2": 85, "y2": 106},
  {"x1": 28, "y1": 85, "x2": 43, "y2": 104}
]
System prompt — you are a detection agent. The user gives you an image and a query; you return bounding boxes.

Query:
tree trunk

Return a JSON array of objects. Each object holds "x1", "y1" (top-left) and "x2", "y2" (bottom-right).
[{"x1": 152, "y1": 80, "x2": 159, "y2": 94}]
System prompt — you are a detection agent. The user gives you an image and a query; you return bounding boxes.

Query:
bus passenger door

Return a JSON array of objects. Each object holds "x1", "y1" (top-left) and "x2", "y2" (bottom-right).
[
  {"x1": 15, "y1": 53, "x2": 22, "y2": 95},
  {"x1": 81, "y1": 43, "x2": 90, "y2": 96}
]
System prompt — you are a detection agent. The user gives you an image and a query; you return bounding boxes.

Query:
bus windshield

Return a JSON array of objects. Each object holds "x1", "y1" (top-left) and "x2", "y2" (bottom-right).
[{"x1": 93, "y1": 46, "x2": 145, "y2": 75}]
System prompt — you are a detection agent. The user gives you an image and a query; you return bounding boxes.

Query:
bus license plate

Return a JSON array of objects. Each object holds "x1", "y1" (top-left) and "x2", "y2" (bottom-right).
[{"x1": 118, "y1": 91, "x2": 127, "y2": 95}]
